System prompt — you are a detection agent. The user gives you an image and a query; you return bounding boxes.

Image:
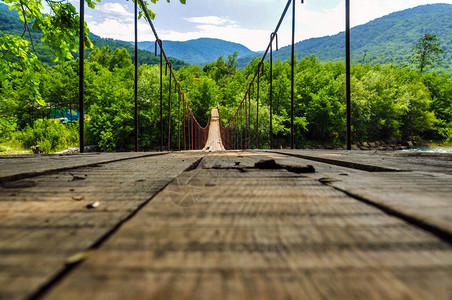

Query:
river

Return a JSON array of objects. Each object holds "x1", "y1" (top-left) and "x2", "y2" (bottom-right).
[{"x1": 403, "y1": 146, "x2": 452, "y2": 153}]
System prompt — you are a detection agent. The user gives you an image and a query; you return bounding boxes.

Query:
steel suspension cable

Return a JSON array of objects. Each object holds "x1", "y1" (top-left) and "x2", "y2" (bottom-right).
[
  {"x1": 217, "y1": 0, "x2": 303, "y2": 150},
  {"x1": 138, "y1": 0, "x2": 208, "y2": 151}
]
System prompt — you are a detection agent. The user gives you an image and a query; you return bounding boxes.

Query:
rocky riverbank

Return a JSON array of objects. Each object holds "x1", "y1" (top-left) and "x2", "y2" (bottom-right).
[
  {"x1": 303, "y1": 140, "x2": 418, "y2": 151},
  {"x1": 54, "y1": 145, "x2": 100, "y2": 154}
]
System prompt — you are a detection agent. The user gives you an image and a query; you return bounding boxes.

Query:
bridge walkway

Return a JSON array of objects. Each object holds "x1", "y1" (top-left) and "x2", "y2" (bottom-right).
[{"x1": 0, "y1": 150, "x2": 451, "y2": 299}]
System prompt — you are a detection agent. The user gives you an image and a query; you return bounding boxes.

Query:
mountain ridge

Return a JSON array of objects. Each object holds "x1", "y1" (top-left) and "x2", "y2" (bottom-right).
[{"x1": 133, "y1": 38, "x2": 256, "y2": 66}]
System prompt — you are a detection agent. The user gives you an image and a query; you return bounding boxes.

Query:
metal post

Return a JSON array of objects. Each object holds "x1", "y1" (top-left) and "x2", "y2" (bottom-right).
[
  {"x1": 182, "y1": 95, "x2": 187, "y2": 150},
  {"x1": 191, "y1": 113, "x2": 194, "y2": 150},
  {"x1": 232, "y1": 119, "x2": 235, "y2": 149},
  {"x1": 270, "y1": 34, "x2": 274, "y2": 149},
  {"x1": 198, "y1": 126, "x2": 200, "y2": 149},
  {"x1": 226, "y1": 127, "x2": 229, "y2": 150},
  {"x1": 134, "y1": 0, "x2": 138, "y2": 152},
  {"x1": 79, "y1": 0, "x2": 85, "y2": 153},
  {"x1": 234, "y1": 119, "x2": 236, "y2": 149},
  {"x1": 290, "y1": 0, "x2": 295, "y2": 149},
  {"x1": 237, "y1": 112, "x2": 239, "y2": 150},
  {"x1": 235, "y1": 118, "x2": 239, "y2": 149},
  {"x1": 178, "y1": 89, "x2": 181, "y2": 151},
  {"x1": 245, "y1": 94, "x2": 247, "y2": 149},
  {"x1": 159, "y1": 43, "x2": 163, "y2": 152},
  {"x1": 168, "y1": 68, "x2": 172, "y2": 151},
  {"x1": 256, "y1": 67, "x2": 260, "y2": 149},
  {"x1": 232, "y1": 119, "x2": 234, "y2": 149},
  {"x1": 188, "y1": 113, "x2": 191, "y2": 150},
  {"x1": 231, "y1": 121, "x2": 233, "y2": 150},
  {"x1": 240, "y1": 105, "x2": 243, "y2": 149},
  {"x1": 248, "y1": 90, "x2": 251, "y2": 149},
  {"x1": 346, "y1": 0, "x2": 352, "y2": 150},
  {"x1": 188, "y1": 110, "x2": 191, "y2": 150}
]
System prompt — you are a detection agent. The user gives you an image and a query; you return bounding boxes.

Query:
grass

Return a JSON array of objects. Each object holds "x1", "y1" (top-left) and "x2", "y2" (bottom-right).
[{"x1": 0, "y1": 141, "x2": 32, "y2": 155}]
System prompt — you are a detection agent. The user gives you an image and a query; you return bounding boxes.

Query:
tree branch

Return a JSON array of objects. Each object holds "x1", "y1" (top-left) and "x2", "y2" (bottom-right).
[{"x1": 19, "y1": 0, "x2": 37, "y2": 54}]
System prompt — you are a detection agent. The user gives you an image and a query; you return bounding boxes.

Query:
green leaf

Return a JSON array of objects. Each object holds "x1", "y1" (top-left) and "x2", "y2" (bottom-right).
[{"x1": 86, "y1": 0, "x2": 96, "y2": 9}]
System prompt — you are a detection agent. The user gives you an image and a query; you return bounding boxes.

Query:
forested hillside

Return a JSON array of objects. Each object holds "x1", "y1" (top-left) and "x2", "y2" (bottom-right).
[{"x1": 240, "y1": 4, "x2": 452, "y2": 74}]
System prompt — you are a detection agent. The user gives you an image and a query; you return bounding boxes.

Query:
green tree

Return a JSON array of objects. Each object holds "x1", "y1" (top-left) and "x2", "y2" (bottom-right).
[
  {"x1": 109, "y1": 48, "x2": 132, "y2": 70},
  {"x1": 88, "y1": 46, "x2": 112, "y2": 67},
  {"x1": 410, "y1": 33, "x2": 446, "y2": 73}
]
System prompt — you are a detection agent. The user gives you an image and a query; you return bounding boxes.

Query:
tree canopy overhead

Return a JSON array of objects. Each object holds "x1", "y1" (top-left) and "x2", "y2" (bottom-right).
[{"x1": 1, "y1": 0, "x2": 185, "y2": 64}]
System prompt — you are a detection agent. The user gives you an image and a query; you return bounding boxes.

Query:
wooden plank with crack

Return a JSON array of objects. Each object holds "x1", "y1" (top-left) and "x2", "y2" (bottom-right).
[
  {"x1": 0, "y1": 152, "x2": 167, "y2": 182},
  {"x1": 0, "y1": 153, "x2": 203, "y2": 300},
  {"x1": 268, "y1": 149, "x2": 452, "y2": 174},
  {"x1": 259, "y1": 151, "x2": 452, "y2": 240}
]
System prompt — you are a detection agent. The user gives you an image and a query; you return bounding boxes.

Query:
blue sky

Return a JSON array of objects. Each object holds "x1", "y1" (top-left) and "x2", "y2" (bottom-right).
[{"x1": 72, "y1": 0, "x2": 452, "y2": 51}]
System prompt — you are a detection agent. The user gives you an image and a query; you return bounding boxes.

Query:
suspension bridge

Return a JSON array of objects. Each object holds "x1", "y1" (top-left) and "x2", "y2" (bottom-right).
[
  {"x1": 0, "y1": 0, "x2": 451, "y2": 299},
  {"x1": 76, "y1": 0, "x2": 348, "y2": 153}
]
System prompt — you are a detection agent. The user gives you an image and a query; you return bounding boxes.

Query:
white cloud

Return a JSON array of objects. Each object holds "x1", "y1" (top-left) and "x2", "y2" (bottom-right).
[
  {"x1": 89, "y1": 19, "x2": 151, "y2": 42},
  {"x1": 87, "y1": 2, "x2": 140, "y2": 40},
  {"x1": 159, "y1": 24, "x2": 269, "y2": 51},
  {"x1": 97, "y1": 3, "x2": 133, "y2": 19},
  {"x1": 151, "y1": 15, "x2": 271, "y2": 51},
  {"x1": 185, "y1": 16, "x2": 235, "y2": 26},
  {"x1": 296, "y1": 2, "x2": 345, "y2": 41}
]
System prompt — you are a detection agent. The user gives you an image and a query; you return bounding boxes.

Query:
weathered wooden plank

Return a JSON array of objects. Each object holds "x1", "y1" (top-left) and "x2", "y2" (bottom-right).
[
  {"x1": 43, "y1": 152, "x2": 452, "y2": 300},
  {"x1": 0, "y1": 152, "x2": 166, "y2": 182},
  {"x1": 260, "y1": 151, "x2": 452, "y2": 240},
  {"x1": 312, "y1": 172, "x2": 452, "y2": 236},
  {"x1": 0, "y1": 153, "x2": 203, "y2": 300},
  {"x1": 270, "y1": 149, "x2": 452, "y2": 174}
]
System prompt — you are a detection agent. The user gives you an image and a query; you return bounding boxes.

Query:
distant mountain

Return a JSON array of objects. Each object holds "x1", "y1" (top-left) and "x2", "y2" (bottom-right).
[
  {"x1": 87, "y1": 35, "x2": 189, "y2": 70},
  {"x1": 241, "y1": 4, "x2": 452, "y2": 73},
  {"x1": 135, "y1": 38, "x2": 257, "y2": 66},
  {"x1": 3, "y1": 3, "x2": 451, "y2": 73}
]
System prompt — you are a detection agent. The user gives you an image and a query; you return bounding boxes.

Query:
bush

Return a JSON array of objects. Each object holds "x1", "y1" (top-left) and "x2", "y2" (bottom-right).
[
  {"x1": 0, "y1": 117, "x2": 18, "y2": 142},
  {"x1": 19, "y1": 119, "x2": 78, "y2": 152},
  {"x1": 38, "y1": 139, "x2": 52, "y2": 154},
  {"x1": 438, "y1": 123, "x2": 452, "y2": 143}
]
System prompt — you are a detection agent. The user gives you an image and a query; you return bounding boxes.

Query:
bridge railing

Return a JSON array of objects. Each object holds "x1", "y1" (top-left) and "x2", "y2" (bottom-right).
[
  {"x1": 218, "y1": 0, "x2": 352, "y2": 150},
  {"x1": 78, "y1": 0, "x2": 208, "y2": 152},
  {"x1": 139, "y1": 0, "x2": 210, "y2": 151},
  {"x1": 218, "y1": 0, "x2": 300, "y2": 150}
]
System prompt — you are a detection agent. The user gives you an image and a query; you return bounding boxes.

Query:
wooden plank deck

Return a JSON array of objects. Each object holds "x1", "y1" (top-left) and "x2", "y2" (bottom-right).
[
  {"x1": 268, "y1": 150, "x2": 452, "y2": 236},
  {"x1": 0, "y1": 152, "x2": 167, "y2": 182},
  {"x1": 0, "y1": 151, "x2": 451, "y2": 299}
]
